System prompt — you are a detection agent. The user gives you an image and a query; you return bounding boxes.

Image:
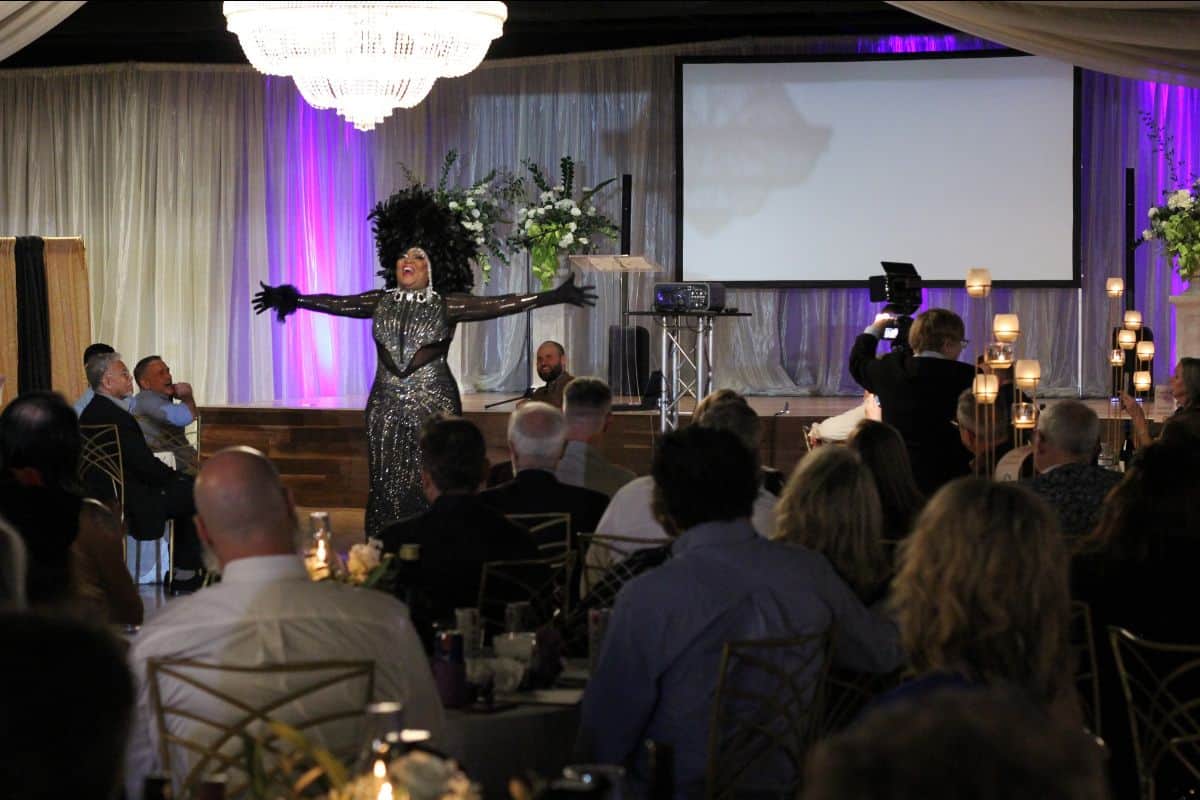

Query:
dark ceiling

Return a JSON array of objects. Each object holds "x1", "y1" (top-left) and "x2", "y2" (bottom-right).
[{"x1": 2, "y1": 1, "x2": 951, "y2": 68}]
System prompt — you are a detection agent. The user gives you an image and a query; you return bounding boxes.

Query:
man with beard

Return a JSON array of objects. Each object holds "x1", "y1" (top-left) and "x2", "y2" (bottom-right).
[{"x1": 529, "y1": 340, "x2": 573, "y2": 408}]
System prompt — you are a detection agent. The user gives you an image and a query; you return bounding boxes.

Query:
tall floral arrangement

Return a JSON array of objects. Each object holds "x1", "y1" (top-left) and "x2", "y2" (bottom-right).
[
  {"x1": 508, "y1": 156, "x2": 620, "y2": 289},
  {"x1": 1139, "y1": 112, "x2": 1200, "y2": 281},
  {"x1": 403, "y1": 151, "x2": 524, "y2": 283}
]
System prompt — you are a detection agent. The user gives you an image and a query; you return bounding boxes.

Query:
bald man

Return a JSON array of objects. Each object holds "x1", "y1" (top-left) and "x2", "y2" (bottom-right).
[{"x1": 124, "y1": 448, "x2": 443, "y2": 796}]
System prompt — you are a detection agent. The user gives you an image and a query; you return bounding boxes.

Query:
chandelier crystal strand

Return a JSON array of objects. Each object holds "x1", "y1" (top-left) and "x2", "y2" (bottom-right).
[{"x1": 224, "y1": 1, "x2": 507, "y2": 130}]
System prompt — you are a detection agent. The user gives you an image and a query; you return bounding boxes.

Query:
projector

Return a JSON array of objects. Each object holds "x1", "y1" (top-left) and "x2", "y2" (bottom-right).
[{"x1": 652, "y1": 282, "x2": 726, "y2": 312}]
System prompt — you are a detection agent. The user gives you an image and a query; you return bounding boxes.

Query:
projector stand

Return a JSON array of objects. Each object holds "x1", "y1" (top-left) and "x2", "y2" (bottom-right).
[{"x1": 629, "y1": 310, "x2": 751, "y2": 432}]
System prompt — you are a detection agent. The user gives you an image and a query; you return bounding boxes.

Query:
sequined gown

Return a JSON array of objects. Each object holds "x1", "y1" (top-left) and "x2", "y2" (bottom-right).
[{"x1": 295, "y1": 287, "x2": 555, "y2": 536}]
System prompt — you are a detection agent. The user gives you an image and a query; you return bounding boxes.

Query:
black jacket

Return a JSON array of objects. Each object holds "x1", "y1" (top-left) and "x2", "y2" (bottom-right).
[{"x1": 479, "y1": 468, "x2": 609, "y2": 547}]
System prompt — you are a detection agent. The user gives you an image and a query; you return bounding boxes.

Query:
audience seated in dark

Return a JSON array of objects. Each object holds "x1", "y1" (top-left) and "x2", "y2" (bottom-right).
[
  {"x1": 1025, "y1": 400, "x2": 1120, "y2": 538},
  {"x1": 577, "y1": 425, "x2": 902, "y2": 798},
  {"x1": 78, "y1": 351, "x2": 204, "y2": 591},
  {"x1": 1121, "y1": 356, "x2": 1200, "y2": 449},
  {"x1": 805, "y1": 688, "x2": 1110, "y2": 800},
  {"x1": 848, "y1": 308, "x2": 975, "y2": 495},
  {"x1": 0, "y1": 392, "x2": 141, "y2": 623},
  {"x1": 0, "y1": 611, "x2": 135, "y2": 800},
  {"x1": 379, "y1": 414, "x2": 537, "y2": 640},
  {"x1": 773, "y1": 446, "x2": 890, "y2": 605},
  {"x1": 881, "y1": 478, "x2": 1080, "y2": 726},
  {"x1": 72, "y1": 341, "x2": 115, "y2": 416},
  {"x1": 955, "y1": 385, "x2": 1015, "y2": 477},
  {"x1": 1071, "y1": 440, "x2": 1200, "y2": 800},
  {"x1": 846, "y1": 419, "x2": 925, "y2": 540},
  {"x1": 480, "y1": 402, "x2": 609, "y2": 546}
]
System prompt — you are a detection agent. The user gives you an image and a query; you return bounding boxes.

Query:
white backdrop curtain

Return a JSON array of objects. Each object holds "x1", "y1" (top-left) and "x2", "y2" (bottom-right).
[
  {"x1": 2, "y1": 34, "x2": 1197, "y2": 404},
  {"x1": 0, "y1": 1, "x2": 84, "y2": 61}
]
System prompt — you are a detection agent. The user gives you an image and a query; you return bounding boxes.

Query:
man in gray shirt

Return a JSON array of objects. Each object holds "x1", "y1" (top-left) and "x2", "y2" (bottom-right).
[{"x1": 129, "y1": 355, "x2": 198, "y2": 474}]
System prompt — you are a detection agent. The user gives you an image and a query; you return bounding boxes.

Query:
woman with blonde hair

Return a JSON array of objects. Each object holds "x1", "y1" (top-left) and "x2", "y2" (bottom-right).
[
  {"x1": 885, "y1": 478, "x2": 1078, "y2": 723},
  {"x1": 774, "y1": 447, "x2": 890, "y2": 605}
]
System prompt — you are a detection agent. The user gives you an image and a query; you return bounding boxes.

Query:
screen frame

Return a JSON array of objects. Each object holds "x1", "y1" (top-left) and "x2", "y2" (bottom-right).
[{"x1": 673, "y1": 51, "x2": 1083, "y2": 289}]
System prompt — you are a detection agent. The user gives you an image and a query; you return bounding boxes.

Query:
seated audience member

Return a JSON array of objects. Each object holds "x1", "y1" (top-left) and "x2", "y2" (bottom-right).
[
  {"x1": 1072, "y1": 440, "x2": 1200, "y2": 798},
  {"x1": 125, "y1": 447, "x2": 443, "y2": 796},
  {"x1": 480, "y1": 402, "x2": 609, "y2": 547},
  {"x1": 578, "y1": 425, "x2": 902, "y2": 797},
  {"x1": 1121, "y1": 356, "x2": 1200, "y2": 448},
  {"x1": 848, "y1": 308, "x2": 975, "y2": 494},
  {"x1": 0, "y1": 612, "x2": 136, "y2": 800},
  {"x1": 0, "y1": 392, "x2": 141, "y2": 624},
  {"x1": 130, "y1": 355, "x2": 199, "y2": 474},
  {"x1": 955, "y1": 387, "x2": 1014, "y2": 477},
  {"x1": 773, "y1": 447, "x2": 890, "y2": 605},
  {"x1": 882, "y1": 478, "x2": 1079, "y2": 725},
  {"x1": 79, "y1": 351, "x2": 205, "y2": 592},
  {"x1": 846, "y1": 419, "x2": 925, "y2": 540},
  {"x1": 528, "y1": 339, "x2": 574, "y2": 408},
  {"x1": 556, "y1": 377, "x2": 636, "y2": 497},
  {"x1": 380, "y1": 415, "x2": 537, "y2": 635},
  {"x1": 804, "y1": 688, "x2": 1110, "y2": 800},
  {"x1": 589, "y1": 390, "x2": 778, "y2": 573},
  {"x1": 1025, "y1": 400, "x2": 1120, "y2": 538},
  {"x1": 73, "y1": 342, "x2": 115, "y2": 416},
  {"x1": 0, "y1": 516, "x2": 26, "y2": 609}
]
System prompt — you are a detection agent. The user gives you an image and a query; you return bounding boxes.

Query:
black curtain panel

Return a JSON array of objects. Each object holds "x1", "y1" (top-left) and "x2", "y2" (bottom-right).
[{"x1": 14, "y1": 235, "x2": 51, "y2": 394}]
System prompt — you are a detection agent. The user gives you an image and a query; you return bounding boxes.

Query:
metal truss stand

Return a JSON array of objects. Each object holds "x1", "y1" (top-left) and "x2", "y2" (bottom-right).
[{"x1": 629, "y1": 310, "x2": 752, "y2": 432}]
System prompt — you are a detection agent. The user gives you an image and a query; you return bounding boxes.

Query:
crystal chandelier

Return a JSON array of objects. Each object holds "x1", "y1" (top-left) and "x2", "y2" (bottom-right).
[{"x1": 224, "y1": 2, "x2": 508, "y2": 131}]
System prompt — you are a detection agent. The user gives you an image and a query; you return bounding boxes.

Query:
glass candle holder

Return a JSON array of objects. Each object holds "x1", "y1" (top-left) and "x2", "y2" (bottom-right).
[
  {"x1": 1123, "y1": 310, "x2": 1143, "y2": 331},
  {"x1": 1110, "y1": 349, "x2": 1125, "y2": 366},
  {"x1": 1014, "y1": 359, "x2": 1041, "y2": 390},
  {"x1": 1133, "y1": 371, "x2": 1152, "y2": 392},
  {"x1": 1106, "y1": 277, "x2": 1124, "y2": 297},
  {"x1": 1136, "y1": 340, "x2": 1155, "y2": 362},
  {"x1": 1012, "y1": 402, "x2": 1037, "y2": 429},
  {"x1": 992, "y1": 313, "x2": 1020, "y2": 343},
  {"x1": 984, "y1": 342, "x2": 1014, "y2": 368},
  {"x1": 972, "y1": 374, "x2": 999, "y2": 404},
  {"x1": 965, "y1": 268, "x2": 992, "y2": 298},
  {"x1": 1118, "y1": 329, "x2": 1137, "y2": 350}
]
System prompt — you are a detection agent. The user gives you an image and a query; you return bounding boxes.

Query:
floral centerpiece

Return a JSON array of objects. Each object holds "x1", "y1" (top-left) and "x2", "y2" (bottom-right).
[
  {"x1": 305, "y1": 537, "x2": 396, "y2": 589},
  {"x1": 508, "y1": 156, "x2": 620, "y2": 289},
  {"x1": 327, "y1": 749, "x2": 479, "y2": 800},
  {"x1": 1139, "y1": 112, "x2": 1200, "y2": 284},
  {"x1": 402, "y1": 151, "x2": 524, "y2": 284}
]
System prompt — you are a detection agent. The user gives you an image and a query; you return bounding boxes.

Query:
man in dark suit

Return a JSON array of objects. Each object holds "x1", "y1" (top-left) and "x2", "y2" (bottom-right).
[
  {"x1": 1026, "y1": 400, "x2": 1122, "y2": 538},
  {"x1": 379, "y1": 415, "x2": 537, "y2": 637},
  {"x1": 78, "y1": 352, "x2": 203, "y2": 592},
  {"x1": 481, "y1": 401, "x2": 609, "y2": 548},
  {"x1": 849, "y1": 308, "x2": 975, "y2": 495}
]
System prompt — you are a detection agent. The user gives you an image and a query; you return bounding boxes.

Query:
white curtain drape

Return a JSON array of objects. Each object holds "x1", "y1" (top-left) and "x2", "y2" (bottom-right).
[
  {"x1": 0, "y1": 1, "x2": 84, "y2": 61},
  {"x1": 2, "y1": 34, "x2": 1196, "y2": 403}
]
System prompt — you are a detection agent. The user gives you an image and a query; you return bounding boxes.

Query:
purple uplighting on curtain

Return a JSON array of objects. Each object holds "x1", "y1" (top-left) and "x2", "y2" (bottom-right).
[{"x1": 264, "y1": 77, "x2": 378, "y2": 401}]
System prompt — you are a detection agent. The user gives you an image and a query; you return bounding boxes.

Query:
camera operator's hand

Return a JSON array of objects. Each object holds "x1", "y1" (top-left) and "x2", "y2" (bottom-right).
[{"x1": 867, "y1": 312, "x2": 893, "y2": 337}]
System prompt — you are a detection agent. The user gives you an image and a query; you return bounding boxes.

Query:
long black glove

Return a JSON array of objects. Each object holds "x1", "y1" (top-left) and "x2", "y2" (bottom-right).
[
  {"x1": 252, "y1": 282, "x2": 300, "y2": 322},
  {"x1": 552, "y1": 274, "x2": 598, "y2": 308}
]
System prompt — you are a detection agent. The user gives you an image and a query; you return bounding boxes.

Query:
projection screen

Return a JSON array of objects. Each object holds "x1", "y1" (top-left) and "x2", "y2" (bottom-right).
[{"x1": 677, "y1": 54, "x2": 1079, "y2": 286}]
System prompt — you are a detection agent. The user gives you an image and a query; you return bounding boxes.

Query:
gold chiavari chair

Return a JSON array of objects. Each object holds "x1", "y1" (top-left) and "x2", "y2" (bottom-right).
[
  {"x1": 147, "y1": 658, "x2": 374, "y2": 799},
  {"x1": 477, "y1": 551, "x2": 576, "y2": 637},
  {"x1": 705, "y1": 631, "x2": 832, "y2": 800},
  {"x1": 1071, "y1": 601, "x2": 1103, "y2": 739},
  {"x1": 505, "y1": 512, "x2": 572, "y2": 554},
  {"x1": 576, "y1": 532, "x2": 672, "y2": 597}
]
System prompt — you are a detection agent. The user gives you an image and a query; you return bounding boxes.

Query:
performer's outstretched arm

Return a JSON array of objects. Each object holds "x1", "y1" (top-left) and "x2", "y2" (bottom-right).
[
  {"x1": 445, "y1": 274, "x2": 597, "y2": 323},
  {"x1": 253, "y1": 282, "x2": 384, "y2": 321}
]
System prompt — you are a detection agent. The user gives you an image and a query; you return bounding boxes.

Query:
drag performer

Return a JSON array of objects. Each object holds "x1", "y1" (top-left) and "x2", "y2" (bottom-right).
[{"x1": 254, "y1": 186, "x2": 595, "y2": 535}]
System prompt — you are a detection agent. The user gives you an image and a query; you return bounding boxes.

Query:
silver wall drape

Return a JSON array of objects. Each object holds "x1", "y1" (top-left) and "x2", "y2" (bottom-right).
[{"x1": 2, "y1": 36, "x2": 1196, "y2": 402}]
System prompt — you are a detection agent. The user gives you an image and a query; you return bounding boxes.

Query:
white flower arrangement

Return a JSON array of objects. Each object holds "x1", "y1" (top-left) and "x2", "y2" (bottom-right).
[
  {"x1": 1140, "y1": 113, "x2": 1200, "y2": 282},
  {"x1": 327, "y1": 750, "x2": 479, "y2": 800},
  {"x1": 508, "y1": 156, "x2": 619, "y2": 289}
]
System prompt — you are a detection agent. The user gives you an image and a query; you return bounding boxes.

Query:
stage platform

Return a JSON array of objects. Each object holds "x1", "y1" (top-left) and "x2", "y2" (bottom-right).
[{"x1": 197, "y1": 394, "x2": 1146, "y2": 521}]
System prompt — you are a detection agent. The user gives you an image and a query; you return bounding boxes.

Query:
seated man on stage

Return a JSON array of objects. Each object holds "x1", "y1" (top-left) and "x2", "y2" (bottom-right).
[
  {"x1": 130, "y1": 355, "x2": 199, "y2": 475},
  {"x1": 73, "y1": 342, "x2": 116, "y2": 416},
  {"x1": 79, "y1": 351, "x2": 205, "y2": 593},
  {"x1": 528, "y1": 340, "x2": 574, "y2": 408}
]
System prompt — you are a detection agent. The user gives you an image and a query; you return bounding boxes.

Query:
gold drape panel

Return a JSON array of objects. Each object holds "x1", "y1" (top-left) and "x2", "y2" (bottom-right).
[{"x1": 0, "y1": 236, "x2": 91, "y2": 410}]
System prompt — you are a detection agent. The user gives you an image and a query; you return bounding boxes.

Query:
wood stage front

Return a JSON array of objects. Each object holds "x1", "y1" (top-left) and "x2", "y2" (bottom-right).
[{"x1": 198, "y1": 394, "x2": 854, "y2": 511}]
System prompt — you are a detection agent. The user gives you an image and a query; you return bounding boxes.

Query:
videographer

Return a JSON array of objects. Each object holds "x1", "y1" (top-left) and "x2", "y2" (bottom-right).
[{"x1": 848, "y1": 308, "x2": 974, "y2": 494}]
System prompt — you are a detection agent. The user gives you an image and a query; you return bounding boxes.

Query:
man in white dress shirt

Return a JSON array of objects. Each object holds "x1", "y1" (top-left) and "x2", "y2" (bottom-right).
[
  {"x1": 125, "y1": 447, "x2": 443, "y2": 796},
  {"x1": 585, "y1": 390, "x2": 777, "y2": 586},
  {"x1": 556, "y1": 377, "x2": 636, "y2": 498}
]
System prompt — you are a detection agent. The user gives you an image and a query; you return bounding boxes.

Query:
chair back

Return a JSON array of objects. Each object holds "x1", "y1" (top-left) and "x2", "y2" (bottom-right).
[
  {"x1": 146, "y1": 658, "x2": 375, "y2": 799},
  {"x1": 506, "y1": 512, "x2": 572, "y2": 553},
  {"x1": 705, "y1": 631, "x2": 832, "y2": 800},
  {"x1": 79, "y1": 424, "x2": 124, "y2": 515},
  {"x1": 577, "y1": 532, "x2": 672, "y2": 596},
  {"x1": 1109, "y1": 626, "x2": 1200, "y2": 800},
  {"x1": 1070, "y1": 601, "x2": 1102, "y2": 738},
  {"x1": 994, "y1": 444, "x2": 1034, "y2": 482},
  {"x1": 478, "y1": 551, "x2": 575, "y2": 636},
  {"x1": 817, "y1": 667, "x2": 903, "y2": 739}
]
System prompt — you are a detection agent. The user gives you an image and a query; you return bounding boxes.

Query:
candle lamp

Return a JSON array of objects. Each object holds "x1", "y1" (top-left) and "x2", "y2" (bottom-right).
[
  {"x1": 1123, "y1": 310, "x2": 1143, "y2": 331},
  {"x1": 1136, "y1": 340, "x2": 1155, "y2": 362},
  {"x1": 1109, "y1": 349, "x2": 1125, "y2": 366},
  {"x1": 992, "y1": 313, "x2": 1020, "y2": 343},
  {"x1": 984, "y1": 342, "x2": 1014, "y2": 368},
  {"x1": 1118, "y1": 329, "x2": 1137, "y2": 350},
  {"x1": 1133, "y1": 371, "x2": 1152, "y2": 393},
  {"x1": 965, "y1": 268, "x2": 992, "y2": 298},
  {"x1": 972, "y1": 374, "x2": 1000, "y2": 404},
  {"x1": 1106, "y1": 277, "x2": 1125, "y2": 298},
  {"x1": 1014, "y1": 359, "x2": 1041, "y2": 391},
  {"x1": 1012, "y1": 402, "x2": 1037, "y2": 429}
]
